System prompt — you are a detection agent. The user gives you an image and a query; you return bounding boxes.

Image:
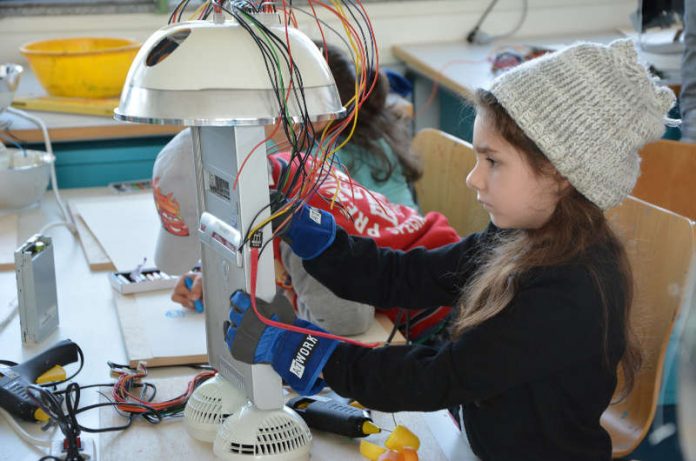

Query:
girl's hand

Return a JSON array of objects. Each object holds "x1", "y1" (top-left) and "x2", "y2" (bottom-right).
[{"x1": 172, "y1": 272, "x2": 203, "y2": 310}]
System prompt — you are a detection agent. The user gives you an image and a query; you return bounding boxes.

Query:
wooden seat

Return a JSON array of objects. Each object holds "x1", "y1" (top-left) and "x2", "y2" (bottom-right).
[
  {"x1": 601, "y1": 196, "x2": 696, "y2": 458},
  {"x1": 411, "y1": 128, "x2": 489, "y2": 236},
  {"x1": 632, "y1": 139, "x2": 696, "y2": 221}
]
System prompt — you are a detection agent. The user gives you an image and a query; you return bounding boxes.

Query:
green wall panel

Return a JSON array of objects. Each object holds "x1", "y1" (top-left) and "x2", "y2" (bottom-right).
[
  {"x1": 27, "y1": 136, "x2": 173, "y2": 188},
  {"x1": 439, "y1": 88, "x2": 475, "y2": 143}
]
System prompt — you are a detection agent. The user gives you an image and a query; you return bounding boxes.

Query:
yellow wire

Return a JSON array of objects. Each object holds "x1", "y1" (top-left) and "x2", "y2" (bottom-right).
[
  {"x1": 327, "y1": 0, "x2": 362, "y2": 156},
  {"x1": 246, "y1": 1, "x2": 373, "y2": 238},
  {"x1": 329, "y1": 170, "x2": 342, "y2": 209},
  {"x1": 247, "y1": 202, "x2": 295, "y2": 242},
  {"x1": 189, "y1": 1, "x2": 209, "y2": 20}
]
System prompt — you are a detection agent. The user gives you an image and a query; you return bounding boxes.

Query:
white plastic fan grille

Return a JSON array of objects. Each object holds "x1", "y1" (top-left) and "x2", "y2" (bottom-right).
[
  {"x1": 184, "y1": 375, "x2": 247, "y2": 443},
  {"x1": 238, "y1": 415, "x2": 309, "y2": 455},
  {"x1": 185, "y1": 388, "x2": 227, "y2": 425},
  {"x1": 214, "y1": 404, "x2": 311, "y2": 460}
]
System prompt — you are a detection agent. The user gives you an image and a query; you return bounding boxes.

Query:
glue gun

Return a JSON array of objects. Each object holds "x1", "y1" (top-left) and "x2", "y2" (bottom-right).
[
  {"x1": 0, "y1": 339, "x2": 80, "y2": 422},
  {"x1": 288, "y1": 396, "x2": 381, "y2": 438}
]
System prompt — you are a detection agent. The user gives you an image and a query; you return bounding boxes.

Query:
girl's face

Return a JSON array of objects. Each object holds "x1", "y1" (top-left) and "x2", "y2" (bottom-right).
[{"x1": 466, "y1": 114, "x2": 563, "y2": 229}]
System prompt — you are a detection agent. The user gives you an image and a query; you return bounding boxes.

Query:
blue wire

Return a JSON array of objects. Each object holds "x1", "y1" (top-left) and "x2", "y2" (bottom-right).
[{"x1": 0, "y1": 134, "x2": 26, "y2": 155}]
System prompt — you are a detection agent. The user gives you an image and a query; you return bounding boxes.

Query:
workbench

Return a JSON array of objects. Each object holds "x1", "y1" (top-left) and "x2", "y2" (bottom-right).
[{"x1": 0, "y1": 188, "x2": 477, "y2": 461}]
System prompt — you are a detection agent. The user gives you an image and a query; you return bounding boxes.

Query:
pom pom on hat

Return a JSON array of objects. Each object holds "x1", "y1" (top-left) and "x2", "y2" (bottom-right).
[{"x1": 488, "y1": 39, "x2": 677, "y2": 209}]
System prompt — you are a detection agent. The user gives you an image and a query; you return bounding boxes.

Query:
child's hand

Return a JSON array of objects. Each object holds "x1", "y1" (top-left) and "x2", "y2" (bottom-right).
[
  {"x1": 225, "y1": 290, "x2": 339, "y2": 395},
  {"x1": 172, "y1": 272, "x2": 203, "y2": 310}
]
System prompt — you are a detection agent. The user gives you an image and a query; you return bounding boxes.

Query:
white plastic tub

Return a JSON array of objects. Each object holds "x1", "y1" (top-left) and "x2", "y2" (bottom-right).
[{"x1": 0, "y1": 147, "x2": 54, "y2": 210}]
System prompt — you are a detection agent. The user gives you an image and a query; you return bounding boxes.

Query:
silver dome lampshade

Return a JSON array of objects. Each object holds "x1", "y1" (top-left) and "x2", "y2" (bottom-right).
[{"x1": 115, "y1": 14, "x2": 345, "y2": 126}]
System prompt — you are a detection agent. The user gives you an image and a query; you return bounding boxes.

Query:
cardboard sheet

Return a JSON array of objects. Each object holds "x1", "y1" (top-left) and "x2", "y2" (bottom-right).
[
  {"x1": 0, "y1": 213, "x2": 18, "y2": 271},
  {"x1": 114, "y1": 286, "x2": 403, "y2": 369},
  {"x1": 70, "y1": 193, "x2": 159, "y2": 272},
  {"x1": 69, "y1": 203, "x2": 115, "y2": 271},
  {"x1": 114, "y1": 290, "x2": 208, "y2": 368}
]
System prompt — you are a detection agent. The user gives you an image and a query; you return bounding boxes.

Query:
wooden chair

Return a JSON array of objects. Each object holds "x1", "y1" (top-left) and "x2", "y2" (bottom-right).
[
  {"x1": 677, "y1": 255, "x2": 696, "y2": 460},
  {"x1": 601, "y1": 196, "x2": 696, "y2": 458},
  {"x1": 632, "y1": 139, "x2": 696, "y2": 221},
  {"x1": 411, "y1": 128, "x2": 489, "y2": 236}
]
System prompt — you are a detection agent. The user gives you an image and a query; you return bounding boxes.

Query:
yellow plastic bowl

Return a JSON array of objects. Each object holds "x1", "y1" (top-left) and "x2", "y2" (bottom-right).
[{"x1": 20, "y1": 37, "x2": 140, "y2": 98}]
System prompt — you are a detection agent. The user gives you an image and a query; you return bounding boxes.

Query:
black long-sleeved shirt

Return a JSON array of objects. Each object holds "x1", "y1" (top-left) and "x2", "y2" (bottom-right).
[{"x1": 304, "y1": 225, "x2": 626, "y2": 461}]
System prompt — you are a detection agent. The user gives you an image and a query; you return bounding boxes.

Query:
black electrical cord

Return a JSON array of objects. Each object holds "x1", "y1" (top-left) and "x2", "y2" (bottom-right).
[
  {"x1": 28, "y1": 384, "x2": 83, "y2": 461},
  {"x1": 223, "y1": 7, "x2": 330, "y2": 234},
  {"x1": 466, "y1": 0, "x2": 499, "y2": 44},
  {"x1": 466, "y1": 0, "x2": 528, "y2": 45},
  {"x1": 39, "y1": 343, "x2": 85, "y2": 388},
  {"x1": 385, "y1": 309, "x2": 404, "y2": 345}
]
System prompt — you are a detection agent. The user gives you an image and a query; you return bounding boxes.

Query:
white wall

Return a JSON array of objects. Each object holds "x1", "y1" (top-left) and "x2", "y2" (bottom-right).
[{"x1": 0, "y1": 0, "x2": 635, "y2": 66}]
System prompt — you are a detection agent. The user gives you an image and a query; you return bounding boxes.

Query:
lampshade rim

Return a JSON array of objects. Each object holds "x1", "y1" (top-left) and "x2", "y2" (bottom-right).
[{"x1": 113, "y1": 108, "x2": 346, "y2": 126}]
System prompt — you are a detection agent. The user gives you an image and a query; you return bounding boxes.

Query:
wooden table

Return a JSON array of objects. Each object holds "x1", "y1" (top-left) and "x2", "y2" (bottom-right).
[
  {"x1": 0, "y1": 188, "x2": 476, "y2": 461},
  {"x1": 392, "y1": 31, "x2": 680, "y2": 136}
]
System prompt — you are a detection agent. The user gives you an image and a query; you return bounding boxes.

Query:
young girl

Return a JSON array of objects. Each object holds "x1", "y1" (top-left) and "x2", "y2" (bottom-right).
[
  {"x1": 267, "y1": 41, "x2": 421, "y2": 207},
  {"x1": 225, "y1": 39, "x2": 677, "y2": 460},
  {"x1": 316, "y1": 41, "x2": 421, "y2": 208}
]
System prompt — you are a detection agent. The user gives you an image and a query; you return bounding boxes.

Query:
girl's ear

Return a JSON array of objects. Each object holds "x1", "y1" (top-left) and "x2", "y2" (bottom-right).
[
  {"x1": 547, "y1": 166, "x2": 571, "y2": 195},
  {"x1": 557, "y1": 176, "x2": 572, "y2": 194}
]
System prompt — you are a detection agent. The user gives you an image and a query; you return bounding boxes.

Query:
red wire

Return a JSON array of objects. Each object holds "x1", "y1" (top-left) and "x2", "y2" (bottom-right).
[
  {"x1": 308, "y1": 1, "x2": 329, "y2": 60},
  {"x1": 112, "y1": 369, "x2": 215, "y2": 413},
  {"x1": 248, "y1": 247, "x2": 379, "y2": 348},
  {"x1": 232, "y1": 122, "x2": 282, "y2": 191},
  {"x1": 226, "y1": 2, "x2": 385, "y2": 350}
]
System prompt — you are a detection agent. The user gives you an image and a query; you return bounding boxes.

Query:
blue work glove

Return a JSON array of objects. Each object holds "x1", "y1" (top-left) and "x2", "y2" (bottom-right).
[
  {"x1": 225, "y1": 290, "x2": 339, "y2": 395},
  {"x1": 272, "y1": 195, "x2": 336, "y2": 260}
]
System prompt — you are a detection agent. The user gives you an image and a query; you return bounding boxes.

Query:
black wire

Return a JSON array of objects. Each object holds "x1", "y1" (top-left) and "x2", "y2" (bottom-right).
[
  {"x1": 291, "y1": 6, "x2": 355, "y2": 54},
  {"x1": 222, "y1": 7, "x2": 323, "y2": 238},
  {"x1": 189, "y1": 363, "x2": 214, "y2": 370},
  {"x1": 385, "y1": 309, "x2": 404, "y2": 345},
  {"x1": 178, "y1": 0, "x2": 192, "y2": 22},
  {"x1": 168, "y1": 0, "x2": 184, "y2": 24},
  {"x1": 238, "y1": 11, "x2": 321, "y2": 161},
  {"x1": 466, "y1": 0, "x2": 499, "y2": 43},
  {"x1": 27, "y1": 385, "x2": 83, "y2": 461},
  {"x1": 39, "y1": 344, "x2": 85, "y2": 388},
  {"x1": 180, "y1": 2, "x2": 377, "y2": 258},
  {"x1": 239, "y1": 2, "x2": 375, "y2": 223},
  {"x1": 106, "y1": 361, "x2": 136, "y2": 372}
]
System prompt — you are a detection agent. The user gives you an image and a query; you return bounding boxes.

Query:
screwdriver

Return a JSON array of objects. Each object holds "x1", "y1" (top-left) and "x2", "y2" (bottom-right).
[{"x1": 288, "y1": 396, "x2": 381, "y2": 438}]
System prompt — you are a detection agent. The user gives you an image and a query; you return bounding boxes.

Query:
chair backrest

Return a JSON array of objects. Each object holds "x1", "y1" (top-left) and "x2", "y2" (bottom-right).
[
  {"x1": 632, "y1": 139, "x2": 696, "y2": 221},
  {"x1": 411, "y1": 128, "x2": 489, "y2": 236},
  {"x1": 677, "y1": 255, "x2": 696, "y2": 460},
  {"x1": 601, "y1": 196, "x2": 696, "y2": 458}
]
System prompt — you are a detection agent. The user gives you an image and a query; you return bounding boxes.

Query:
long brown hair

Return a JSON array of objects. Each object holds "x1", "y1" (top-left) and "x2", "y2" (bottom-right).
[
  {"x1": 450, "y1": 89, "x2": 642, "y2": 395},
  {"x1": 317, "y1": 41, "x2": 422, "y2": 183}
]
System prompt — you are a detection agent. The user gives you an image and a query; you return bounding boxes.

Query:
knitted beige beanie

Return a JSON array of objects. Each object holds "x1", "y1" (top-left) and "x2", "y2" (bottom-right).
[{"x1": 489, "y1": 39, "x2": 677, "y2": 210}]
